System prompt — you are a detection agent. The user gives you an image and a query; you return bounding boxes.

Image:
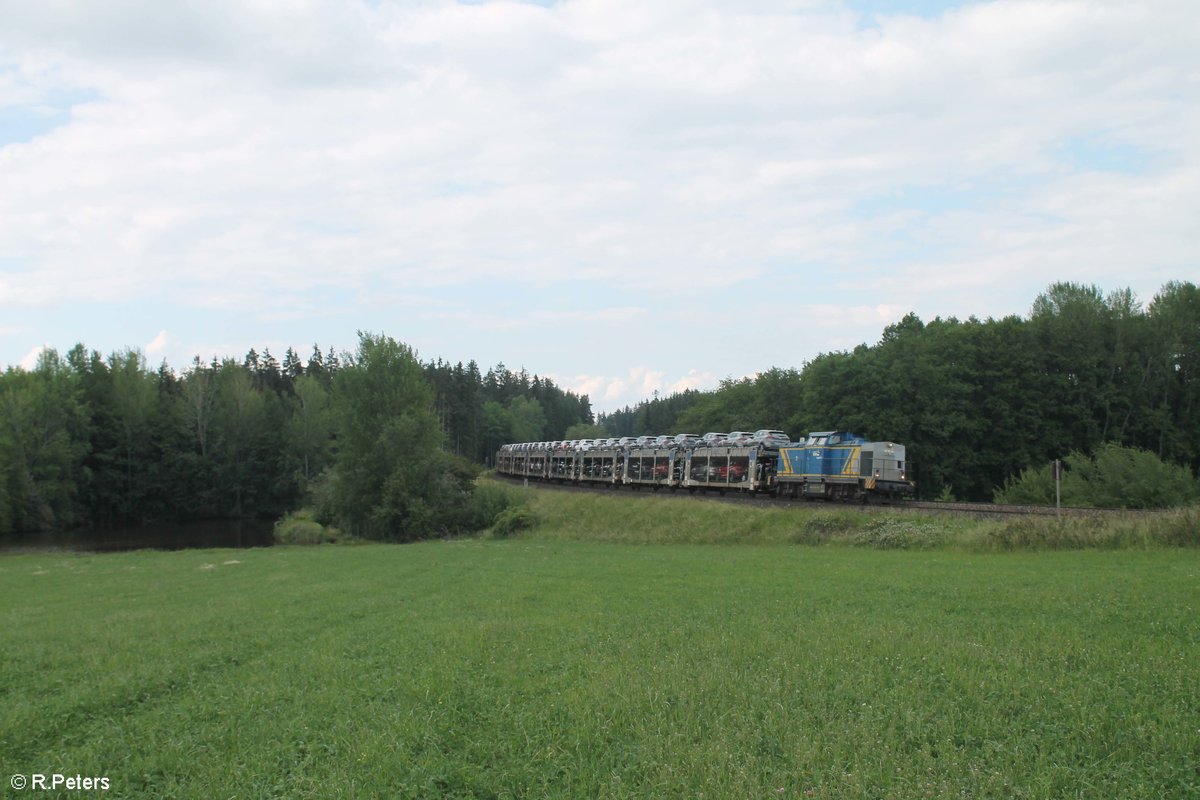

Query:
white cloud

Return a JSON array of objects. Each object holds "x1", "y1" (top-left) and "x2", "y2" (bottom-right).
[
  {"x1": 0, "y1": 0, "x2": 1197, "y2": 399},
  {"x1": 550, "y1": 365, "x2": 722, "y2": 411},
  {"x1": 19, "y1": 343, "x2": 47, "y2": 370},
  {"x1": 144, "y1": 329, "x2": 169, "y2": 355}
]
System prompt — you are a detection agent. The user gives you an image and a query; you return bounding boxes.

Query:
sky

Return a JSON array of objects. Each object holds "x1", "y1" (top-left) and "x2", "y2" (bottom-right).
[{"x1": 1, "y1": 0, "x2": 1197, "y2": 412}]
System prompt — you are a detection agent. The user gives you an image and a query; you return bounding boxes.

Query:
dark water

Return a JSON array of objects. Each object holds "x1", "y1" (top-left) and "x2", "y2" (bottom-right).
[{"x1": 0, "y1": 518, "x2": 276, "y2": 554}]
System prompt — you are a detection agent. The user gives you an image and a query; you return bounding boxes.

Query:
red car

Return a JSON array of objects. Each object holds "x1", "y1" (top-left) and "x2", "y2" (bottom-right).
[{"x1": 717, "y1": 463, "x2": 747, "y2": 481}]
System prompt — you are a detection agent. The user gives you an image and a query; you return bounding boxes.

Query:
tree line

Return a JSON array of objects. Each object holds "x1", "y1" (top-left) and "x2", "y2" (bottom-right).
[
  {"x1": 2, "y1": 280, "x2": 1196, "y2": 536},
  {"x1": 597, "y1": 281, "x2": 1200, "y2": 502},
  {"x1": 0, "y1": 337, "x2": 593, "y2": 536}
]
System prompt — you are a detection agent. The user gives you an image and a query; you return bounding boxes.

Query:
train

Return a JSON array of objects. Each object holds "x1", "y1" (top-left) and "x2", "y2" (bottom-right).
[{"x1": 495, "y1": 430, "x2": 913, "y2": 502}]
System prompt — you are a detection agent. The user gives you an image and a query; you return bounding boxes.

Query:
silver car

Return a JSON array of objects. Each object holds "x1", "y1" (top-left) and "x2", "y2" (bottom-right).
[
  {"x1": 724, "y1": 431, "x2": 754, "y2": 447},
  {"x1": 752, "y1": 430, "x2": 791, "y2": 449}
]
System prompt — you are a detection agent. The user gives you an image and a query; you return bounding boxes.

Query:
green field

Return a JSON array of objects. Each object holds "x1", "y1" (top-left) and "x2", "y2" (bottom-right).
[{"x1": 3, "y1": 495, "x2": 1199, "y2": 798}]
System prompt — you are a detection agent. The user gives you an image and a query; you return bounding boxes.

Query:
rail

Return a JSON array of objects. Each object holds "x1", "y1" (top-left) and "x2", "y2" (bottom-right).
[{"x1": 496, "y1": 475, "x2": 1151, "y2": 518}]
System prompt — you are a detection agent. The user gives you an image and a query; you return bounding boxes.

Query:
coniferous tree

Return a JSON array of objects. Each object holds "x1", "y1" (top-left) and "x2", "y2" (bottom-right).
[
  {"x1": 282, "y1": 347, "x2": 304, "y2": 388},
  {"x1": 307, "y1": 345, "x2": 328, "y2": 388}
]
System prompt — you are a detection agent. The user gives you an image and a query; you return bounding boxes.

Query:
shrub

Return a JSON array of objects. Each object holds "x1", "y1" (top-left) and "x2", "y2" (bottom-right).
[
  {"x1": 1067, "y1": 444, "x2": 1198, "y2": 509},
  {"x1": 994, "y1": 463, "x2": 1055, "y2": 505},
  {"x1": 491, "y1": 507, "x2": 538, "y2": 539},
  {"x1": 457, "y1": 482, "x2": 518, "y2": 531},
  {"x1": 995, "y1": 444, "x2": 1198, "y2": 509},
  {"x1": 274, "y1": 509, "x2": 349, "y2": 545}
]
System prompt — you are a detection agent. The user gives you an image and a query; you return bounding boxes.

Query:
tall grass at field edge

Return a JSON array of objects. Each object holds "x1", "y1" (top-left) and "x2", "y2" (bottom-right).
[
  {"x1": 982, "y1": 507, "x2": 1200, "y2": 550},
  {"x1": 499, "y1": 481, "x2": 1200, "y2": 551}
]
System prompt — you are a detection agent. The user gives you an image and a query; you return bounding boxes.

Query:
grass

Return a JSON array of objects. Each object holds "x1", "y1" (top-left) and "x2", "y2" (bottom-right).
[
  {"x1": 2, "y1": 488, "x2": 1198, "y2": 798},
  {"x1": 505, "y1": 480, "x2": 1200, "y2": 550}
]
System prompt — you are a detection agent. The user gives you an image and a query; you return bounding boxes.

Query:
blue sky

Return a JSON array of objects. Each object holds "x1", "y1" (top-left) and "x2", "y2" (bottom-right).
[{"x1": 1, "y1": 0, "x2": 1197, "y2": 411}]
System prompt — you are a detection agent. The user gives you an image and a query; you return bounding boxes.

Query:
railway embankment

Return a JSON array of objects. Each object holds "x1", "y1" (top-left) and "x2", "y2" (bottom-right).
[{"x1": 489, "y1": 477, "x2": 1200, "y2": 551}]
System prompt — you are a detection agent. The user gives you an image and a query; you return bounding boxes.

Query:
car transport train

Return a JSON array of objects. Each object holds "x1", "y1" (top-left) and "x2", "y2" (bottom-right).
[{"x1": 496, "y1": 430, "x2": 913, "y2": 502}]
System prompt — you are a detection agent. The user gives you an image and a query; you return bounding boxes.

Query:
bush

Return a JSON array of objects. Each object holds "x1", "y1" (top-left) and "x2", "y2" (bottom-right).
[
  {"x1": 274, "y1": 509, "x2": 349, "y2": 545},
  {"x1": 434, "y1": 478, "x2": 525, "y2": 536},
  {"x1": 491, "y1": 507, "x2": 538, "y2": 539},
  {"x1": 994, "y1": 463, "x2": 1055, "y2": 505},
  {"x1": 1067, "y1": 444, "x2": 1198, "y2": 509},
  {"x1": 457, "y1": 482, "x2": 517, "y2": 531},
  {"x1": 995, "y1": 444, "x2": 1198, "y2": 509}
]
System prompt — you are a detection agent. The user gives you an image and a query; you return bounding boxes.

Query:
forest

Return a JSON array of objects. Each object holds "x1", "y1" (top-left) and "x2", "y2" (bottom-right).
[
  {"x1": 0, "y1": 334, "x2": 592, "y2": 537},
  {"x1": 1, "y1": 280, "x2": 1197, "y2": 537},
  {"x1": 601, "y1": 281, "x2": 1200, "y2": 503}
]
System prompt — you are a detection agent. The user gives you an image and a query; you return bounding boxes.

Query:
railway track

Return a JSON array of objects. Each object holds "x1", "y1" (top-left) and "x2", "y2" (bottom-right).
[
  {"x1": 498, "y1": 475, "x2": 1143, "y2": 518},
  {"x1": 903, "y1": 500, "x2": 1141, "y2": 517}
]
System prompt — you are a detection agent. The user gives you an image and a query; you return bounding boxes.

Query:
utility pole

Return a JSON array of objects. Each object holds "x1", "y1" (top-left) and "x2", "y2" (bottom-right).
[{"x1": 1053, "y1": 459, "x2": 1062, "y2": 517}]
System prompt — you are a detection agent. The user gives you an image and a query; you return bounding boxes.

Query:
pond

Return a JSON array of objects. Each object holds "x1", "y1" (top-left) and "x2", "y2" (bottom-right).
[{"x1": 0, "y1": 518, "x2": 276, "y2": 554}]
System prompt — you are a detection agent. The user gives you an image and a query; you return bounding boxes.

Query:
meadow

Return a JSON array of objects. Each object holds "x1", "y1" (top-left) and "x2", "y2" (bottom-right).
[{"x1": 2, "y1": 491, "x2": 1198, "y2": 798}]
